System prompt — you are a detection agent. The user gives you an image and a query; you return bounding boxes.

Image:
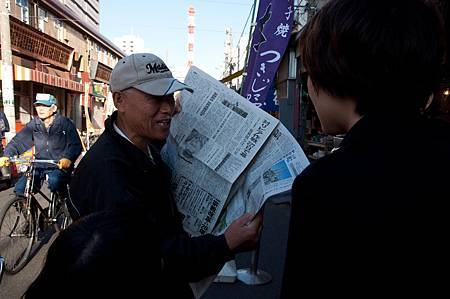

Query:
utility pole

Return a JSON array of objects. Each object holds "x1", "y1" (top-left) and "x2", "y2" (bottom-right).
[
  {"x1": 0, "y1": 0, "x2": 16, "y2": 140},
  {"x1": 241, "y1": 0, "x2": 258, "y2": 95}
]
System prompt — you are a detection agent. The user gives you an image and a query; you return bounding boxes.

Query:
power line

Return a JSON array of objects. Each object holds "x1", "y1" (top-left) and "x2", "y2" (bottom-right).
[
  {"x1": 167, "y1": 26, "x2": 224, "y2": 33},
  {"x1": 195, "y1": 0, "x2": 253, "y2": 6},
  {"x1": 238, "y1": 0, "x2": 256, "y2": 42}
]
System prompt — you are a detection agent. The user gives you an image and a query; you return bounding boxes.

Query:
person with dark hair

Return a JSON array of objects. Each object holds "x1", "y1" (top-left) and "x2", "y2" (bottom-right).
[
  {"x1": 24, "y1": 209, "x2": 163, "y2": 298},
  {"x1": 282, "y1": 0, "x2": 450, "y2": 297},
  {"x1": 69, "y1": 53, "x2": 262, "y2": 298}
]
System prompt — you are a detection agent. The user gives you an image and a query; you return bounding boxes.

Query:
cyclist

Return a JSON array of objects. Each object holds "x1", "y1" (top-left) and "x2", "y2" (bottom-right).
[{"x1": 0, "y1": 93, "x2": 82, "y2": 198}]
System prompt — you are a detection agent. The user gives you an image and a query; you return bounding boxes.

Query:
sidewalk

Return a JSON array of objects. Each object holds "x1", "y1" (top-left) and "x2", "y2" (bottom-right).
[{"x1": 0, "y1": 187, "x2": 55, "y2": 299}]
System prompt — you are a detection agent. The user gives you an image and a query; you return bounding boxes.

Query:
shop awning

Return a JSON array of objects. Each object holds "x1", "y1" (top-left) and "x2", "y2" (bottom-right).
[{"x1": 11, "y1": 64, "x2": 84, "y2": 93}]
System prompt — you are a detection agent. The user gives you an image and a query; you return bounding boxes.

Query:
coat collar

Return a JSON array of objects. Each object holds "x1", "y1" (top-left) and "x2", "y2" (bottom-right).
[
  {"x1": 339, "y1": 112, "x2": 423, "y2": 150},
  {"x1": 33, "y1": 113, "x2": 62, "y2": 131},
  {"x1": 105, "y1": 111, "x2": 162, "y2": 168}
]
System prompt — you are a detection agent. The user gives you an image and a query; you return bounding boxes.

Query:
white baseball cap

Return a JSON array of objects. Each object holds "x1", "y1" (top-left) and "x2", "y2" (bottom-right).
[
  {"x1": 110, "y1": 53, "x2": 193, "y2": 95},
  {"x1": 34, "y1": 93, "x2": 57, "y2": 106}
]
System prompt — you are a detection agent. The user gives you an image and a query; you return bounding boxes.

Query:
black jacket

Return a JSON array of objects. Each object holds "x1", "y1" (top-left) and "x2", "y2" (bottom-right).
[
  {"x1": 0, "y1": 110, "x2": 10, "y2": 138},
  {"x1": 282, "y1": 113, "x2": 450, "y2": 298},
  {"x1": 70, "y1": 111, "x2": 233, "y2": 298},
  {"x1": 4, "y1": 114, "x2": 82, "y2": 165}
]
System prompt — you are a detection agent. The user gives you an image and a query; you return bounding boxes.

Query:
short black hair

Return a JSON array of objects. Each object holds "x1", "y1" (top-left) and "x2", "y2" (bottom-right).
[{"x1": 300, "y1": 0, "x2": 446, "y2": 115}]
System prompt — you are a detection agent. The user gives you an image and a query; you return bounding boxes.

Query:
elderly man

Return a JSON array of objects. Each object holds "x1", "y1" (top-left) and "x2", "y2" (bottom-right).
[
  {"x1": 69, "y1": 53, "x2": 262, "y2": 298},
  {"x1": 0, "y1": 93, "x2": 82, "y2": 198}
]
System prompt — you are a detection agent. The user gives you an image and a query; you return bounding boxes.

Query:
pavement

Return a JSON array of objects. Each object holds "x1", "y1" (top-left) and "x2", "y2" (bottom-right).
[
  {"x1": 0, "y1": 186, "x2": 57, "y2": 299},
  {"x1": 0, "y1": 186, "x2": 291, "y2": 299}
]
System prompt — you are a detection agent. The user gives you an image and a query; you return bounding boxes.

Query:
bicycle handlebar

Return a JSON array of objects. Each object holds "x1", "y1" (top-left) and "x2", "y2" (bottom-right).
[{"x1": 9, "y1": 158, "x2": 59, "y2": 166}]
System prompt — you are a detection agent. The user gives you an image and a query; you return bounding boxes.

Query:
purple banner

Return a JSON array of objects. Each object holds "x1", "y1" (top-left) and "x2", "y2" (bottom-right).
[
  {"x1": 265, "y1": 81, "x2": 278, "y2": 112},
  {"x1": 242, "y1": 0, "x2": 294, "y2": 110}
]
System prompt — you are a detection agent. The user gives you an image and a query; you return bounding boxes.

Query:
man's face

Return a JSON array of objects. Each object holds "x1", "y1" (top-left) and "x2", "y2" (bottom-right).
[
  {"x1": 35, "y1": 105, "x2": 56, "y2": 119},
  {"x1": 115, "y1": 88, "x2": 175, "y2": 142}
]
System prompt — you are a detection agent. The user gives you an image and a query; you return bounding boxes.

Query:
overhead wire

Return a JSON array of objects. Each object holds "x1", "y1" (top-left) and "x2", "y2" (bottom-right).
[{"x1": 195, "y1": 0, "x2": 253, "y2": 6}]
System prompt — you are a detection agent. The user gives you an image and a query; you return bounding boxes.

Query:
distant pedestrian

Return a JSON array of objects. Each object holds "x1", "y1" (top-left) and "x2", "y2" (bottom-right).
[
  {"x1": 282, "y1": 0, "x2": 449, "y2": 297},
  {"x1": 0, "y1": 109, "x2": 10, "y2": 143},
  {"x1": 0, "y1": 109, "x2": 10, "y2": 176}
]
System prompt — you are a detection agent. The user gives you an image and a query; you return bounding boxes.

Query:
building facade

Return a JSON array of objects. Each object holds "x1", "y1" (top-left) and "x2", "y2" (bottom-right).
[
  {"x1": 62, "y1": 0, "x2": 100, "y2": 30},
  {"x1": 0, "y1": 0, "x2": 124, "y2": 146}
]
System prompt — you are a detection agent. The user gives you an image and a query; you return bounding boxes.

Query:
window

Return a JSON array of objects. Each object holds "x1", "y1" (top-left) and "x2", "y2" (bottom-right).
[
  {"x1": 16, "y1": 0, "x2": 29, "y2": 24},
  {"x1": 38, "y1": 7, "x2": 48, "y2": 21},
  {"x1": 54, "y1": 19, "x2": 64, "y2": 41},
  {"x1": 37, "y1": 8, "x2": 48, "y2": 32}
]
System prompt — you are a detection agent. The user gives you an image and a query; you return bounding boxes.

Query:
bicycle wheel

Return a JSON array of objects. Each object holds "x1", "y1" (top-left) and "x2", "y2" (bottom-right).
[
  {"x1": 0, "y1": 196, "x2": 37, "y2": 274},
  {"x1": 51, "y1": 193, "x2": 72, "y2": 232}
]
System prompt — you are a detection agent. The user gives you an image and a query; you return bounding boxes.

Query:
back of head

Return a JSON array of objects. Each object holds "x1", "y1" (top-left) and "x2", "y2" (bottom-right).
[
  {"x1": 25, "y1": 209, "x2": 162, "y2": 298},
  {"x1": 300, "y1": 0, "x2": 445, "y2": 115}
]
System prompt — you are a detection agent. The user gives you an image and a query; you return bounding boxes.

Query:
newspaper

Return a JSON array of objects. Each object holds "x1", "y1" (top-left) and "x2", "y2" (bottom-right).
[
  {"x1": 161, "y1": 67, "x2": 309, "y2": 298},
  {"x1": 163, "y1": 66, "x2": 279, "y2": 235},
  {"x1": 213, "y1": 122, "x2": 310, "y2": 235}
]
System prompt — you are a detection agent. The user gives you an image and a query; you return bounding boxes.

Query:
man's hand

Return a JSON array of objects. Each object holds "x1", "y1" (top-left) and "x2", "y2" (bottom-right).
[
  {"x1": 58, "y1": 158, "x2": 72, "y2": 169},
  {"x1": 224, "y1": 212, "x2": 263, "y2": 253},
  {"x1": 0, "y1": 157, "x2": 10, "y2": 167}
]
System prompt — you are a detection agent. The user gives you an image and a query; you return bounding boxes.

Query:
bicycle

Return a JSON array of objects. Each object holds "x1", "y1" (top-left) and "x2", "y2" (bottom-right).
[{"x1": 0, "y1": 158, "x2": 73, "y2": 274}]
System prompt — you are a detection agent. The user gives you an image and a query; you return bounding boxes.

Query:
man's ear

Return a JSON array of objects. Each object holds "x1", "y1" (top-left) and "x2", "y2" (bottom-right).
[
  {"x1": 50, "y1": 105, "x2": 58, "y2": 113},
  {"x1": 113, "y1": 92, "x2": 124, "y2": 111}
]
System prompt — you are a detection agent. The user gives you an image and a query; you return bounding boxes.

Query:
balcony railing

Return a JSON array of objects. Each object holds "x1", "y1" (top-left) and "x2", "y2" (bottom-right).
[{"x1": 8, "y1": 16, "x2": 74, "y2": 70}]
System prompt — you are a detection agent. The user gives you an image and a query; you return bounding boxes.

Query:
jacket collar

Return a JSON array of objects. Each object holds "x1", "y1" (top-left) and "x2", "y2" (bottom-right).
[
  {"x1": 105, "y1": 111, "x2": 162, "y2": 167},
  {"x1": 339, "y1": 112, "x2": 423, "y2": 150},
  {"x1": 34, "y1": 113, "x2": 62, "y2": 131}
]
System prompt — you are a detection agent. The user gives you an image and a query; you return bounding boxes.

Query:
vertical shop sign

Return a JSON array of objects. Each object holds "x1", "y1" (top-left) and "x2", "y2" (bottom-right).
[{"x1": 242, "y1": 0, "x2": 294, "y2": 111}]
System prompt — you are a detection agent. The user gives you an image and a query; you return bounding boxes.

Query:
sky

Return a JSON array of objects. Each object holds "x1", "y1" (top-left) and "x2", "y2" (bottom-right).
[{"x1": 99, "y1": 0, "x2": 254, "y2": 80}]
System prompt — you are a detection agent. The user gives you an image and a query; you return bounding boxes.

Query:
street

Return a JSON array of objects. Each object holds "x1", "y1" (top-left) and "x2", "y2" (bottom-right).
[
  {"x1": 0, "y1": 186, "x2": 58, "y2": 299},
  {"x1": 0, "y1": 188, "x2": 291, "y2": 299}
]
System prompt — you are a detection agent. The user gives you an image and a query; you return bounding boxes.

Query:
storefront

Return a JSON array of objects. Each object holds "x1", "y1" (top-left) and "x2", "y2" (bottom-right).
[{"x1": 1, "y1": 62, "x2": 83, "y2": 132}]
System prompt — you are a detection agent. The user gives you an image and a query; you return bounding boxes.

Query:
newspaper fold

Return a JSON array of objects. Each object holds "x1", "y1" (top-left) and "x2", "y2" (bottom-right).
[{"x1": 162, "y1": 66, "x2": 310, "y2": 235}]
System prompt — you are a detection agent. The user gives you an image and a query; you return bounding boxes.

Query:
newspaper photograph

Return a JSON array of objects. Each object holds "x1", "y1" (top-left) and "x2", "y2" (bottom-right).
[
  {"x1": 170, "y1": 66, "x2": 279, "y2": 184},
  {"x1": 213, "y1": 123, "x2": 310, "y2": 235}
]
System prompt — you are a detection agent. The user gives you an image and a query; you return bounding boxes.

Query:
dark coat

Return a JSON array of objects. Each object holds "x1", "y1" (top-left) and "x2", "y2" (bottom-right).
[
  {"x1": 0, "y1": 110, "x2": 10, "y2": 138},
  {"x1": 4, "y1": 114, "x2": 82, "y2": 165},
  {"x1": 69, "y1": 111, "x2": 233, "y2": 298},
  {"x1": 281, "y1": 113, "x2": 450, "y2": 298}
]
